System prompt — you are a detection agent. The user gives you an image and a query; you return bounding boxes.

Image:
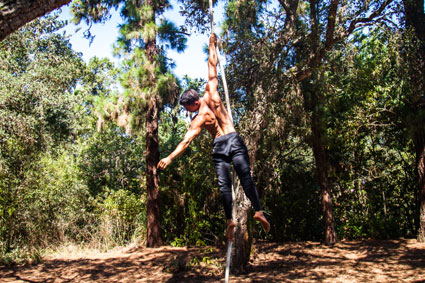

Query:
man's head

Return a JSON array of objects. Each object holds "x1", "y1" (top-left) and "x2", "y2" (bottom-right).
[{"x1": 180, "y1": 89, "x2": 200, "y2": 112}]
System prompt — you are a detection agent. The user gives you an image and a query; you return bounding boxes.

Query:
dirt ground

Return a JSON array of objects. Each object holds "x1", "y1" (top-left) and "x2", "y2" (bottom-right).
[{"x1": 1, "y1": 239, "x2": 425, "y2": 282}]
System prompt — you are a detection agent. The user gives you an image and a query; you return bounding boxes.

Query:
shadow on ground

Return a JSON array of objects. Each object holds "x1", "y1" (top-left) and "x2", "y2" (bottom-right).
[{"x1": 1, "y1": 239, "x2": 424, "y2": 282}]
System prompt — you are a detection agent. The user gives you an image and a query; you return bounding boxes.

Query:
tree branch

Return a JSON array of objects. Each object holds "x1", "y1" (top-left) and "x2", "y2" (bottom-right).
[
  {"x1": 310, "y1": 0, "x2": 319, "y2": 53},
  {"x1": 342, "y1": 0, "x2": 393, "y2": 39},
  {"x1": 325, "y1": 0, "x2": 339, "y2": 49},
  {"x1": 295, "y1": 0, "x2": 394, "y2": 82}
]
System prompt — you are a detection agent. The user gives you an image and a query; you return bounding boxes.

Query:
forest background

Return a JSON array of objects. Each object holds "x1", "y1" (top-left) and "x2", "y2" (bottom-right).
[{"x1": 1, "y1": 0, "x2": 424, "y2": 267}]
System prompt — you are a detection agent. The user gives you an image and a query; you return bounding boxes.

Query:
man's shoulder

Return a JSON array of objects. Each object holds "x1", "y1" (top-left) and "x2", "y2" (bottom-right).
[
  {"x1": 203, "y1": 89, "x2": 222, "y2": 101},
  {"x1": 202, "y1": 91, "x2": 211, "y2": 102},
  {"x1": 191, "y1": 111, "x2": 208, "y2": 124},
  {"x1": 199, "y1": 103, "x2": 216, "y2": 116}
]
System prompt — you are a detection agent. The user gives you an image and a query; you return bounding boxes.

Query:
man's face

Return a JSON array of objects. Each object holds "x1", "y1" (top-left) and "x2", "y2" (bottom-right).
[{"x1": 183, "y1": 101, "x2": 199, "y2": 113}]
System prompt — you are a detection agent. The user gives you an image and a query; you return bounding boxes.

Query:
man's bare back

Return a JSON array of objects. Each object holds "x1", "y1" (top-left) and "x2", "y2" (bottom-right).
[{"x1": 195, "y1": 98, "x2": 224, "y2": 139}]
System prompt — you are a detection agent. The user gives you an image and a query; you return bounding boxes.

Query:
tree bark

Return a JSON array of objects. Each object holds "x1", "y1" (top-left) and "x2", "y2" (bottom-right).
[
  {"x1": 411, "y1": 52, "x2": 425, "y2": 243},
  {"x1": 145, "y1": 104, "x2": 162, "y2": 247},
  {"x1": 403, "y1": 0, "x2": 425, "y2": 242},
  {"x1": 144, "y1": 1, "x2": 162, "y2": 247},
  {"x1": 0, "y1": 0, "x2": 71, "y2": 41},
  {"x1": 311, "y1": 104, "x2": 337, "y2": 245},
  {"x1": 145, "y1": 96, "x2": 162, "y2": 247},
  {"x1": 414, "y1": 131, "x2": 425, "y2": 242},
  {"x1": 230, "y1": 96, "x2": 268, "y2": 273},
  {"x1": 231, "y1": 181, "x2": 251, "y2": 274},
  {"x1": 302, "y1": 80, "x2": 337, "y2": 245}
]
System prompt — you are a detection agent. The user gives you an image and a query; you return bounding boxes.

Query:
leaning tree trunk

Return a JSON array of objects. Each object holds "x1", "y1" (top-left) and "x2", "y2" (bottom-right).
[
  {"x1": 0, "y1": 0, "x2": 71, "y2": 41},
  {"x1": 144, "y1": 2, "x2": 162, "y2": 247},
  {"x1": 403, "y1": 0, "x2": 425, "y2": 242}
]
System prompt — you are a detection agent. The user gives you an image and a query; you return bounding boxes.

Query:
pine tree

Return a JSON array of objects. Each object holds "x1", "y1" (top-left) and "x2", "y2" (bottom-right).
[{"x1": 71, "y1": 0, "x2": 186, "y2": 247}]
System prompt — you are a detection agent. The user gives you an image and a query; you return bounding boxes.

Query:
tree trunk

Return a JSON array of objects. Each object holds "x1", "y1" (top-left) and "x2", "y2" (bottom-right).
[
  {"x1": 0, "y1": 0, "x2": 71, "y2": 41},
  {"x1": 403, "y1": 0, "x2": 425, "y2": 42},
  {"x1": 144, "y1": 2, "x2": 162, "y2": 247},
  {"x1": 231, "y1": 181, "x2": 251, "y2": 274},
  {"x1": 410, "y1": 49, "x2": 425, "y2": 242},
  {"x1": 145, "y1": 98, "x2": 162, "y2": 247},
  {"x1": 302, "y1": 80, "x2": 337, "y2": 245},
  {"x1": 230, "y1": 97, "x2": 267, "y2": 273},
  {"x1": 403, "y1": 0, "x2": 425, "y2": 242},
  {"x1": 311, "y1": 104, "x2": 337, "y2": 245},
  {"x1": 414, "y1": 131, "x2": 425, "y2": 242}
]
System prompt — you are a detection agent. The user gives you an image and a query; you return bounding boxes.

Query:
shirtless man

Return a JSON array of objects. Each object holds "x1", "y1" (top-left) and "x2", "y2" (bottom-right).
[{"x1": 157, "y1": 34, "x2": 270, "y2": 241}]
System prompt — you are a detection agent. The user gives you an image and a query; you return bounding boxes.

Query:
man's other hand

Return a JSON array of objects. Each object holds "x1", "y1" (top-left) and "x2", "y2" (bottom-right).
[{"x1": 157, "y1": 157, "x2": 172, "y2": 170}]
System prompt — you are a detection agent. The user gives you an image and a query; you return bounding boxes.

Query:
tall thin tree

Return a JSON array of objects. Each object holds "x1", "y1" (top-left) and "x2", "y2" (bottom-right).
[{"x1": 71, "y1": 0, "x2": 186, "y2": 247}]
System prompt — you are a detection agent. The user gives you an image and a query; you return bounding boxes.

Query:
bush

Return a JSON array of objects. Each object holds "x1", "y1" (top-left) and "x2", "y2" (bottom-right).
[
  {"x1": 0, "y1": 148, "x2": 92, "y2": 261},
  {"x1": 91, "y1": 189, "x2": 146, "y2": 249}
]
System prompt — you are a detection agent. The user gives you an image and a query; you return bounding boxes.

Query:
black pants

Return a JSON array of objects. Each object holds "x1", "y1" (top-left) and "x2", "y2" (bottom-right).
[{"x1": 212, "y1": 132, "x2": 261, "y2": 219}]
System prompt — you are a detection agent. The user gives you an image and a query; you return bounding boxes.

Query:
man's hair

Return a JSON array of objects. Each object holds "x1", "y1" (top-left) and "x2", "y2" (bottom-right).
[{"x1": 180, "y1": 89, "x2": 200, "y2": 106}]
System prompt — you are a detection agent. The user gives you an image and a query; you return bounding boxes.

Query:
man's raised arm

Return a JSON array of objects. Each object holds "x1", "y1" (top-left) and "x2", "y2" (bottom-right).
[
  {"x1": 157, "y1": 115, "x2": 204, "y2": 170},
  {"x1": 206, "y1": 34, "x2": 218, "y2": 95}
]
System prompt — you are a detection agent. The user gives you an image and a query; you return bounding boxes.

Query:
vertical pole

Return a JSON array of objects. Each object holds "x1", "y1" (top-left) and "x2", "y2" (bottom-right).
[
  {"x1": 225, "y1": 241, "x2": 233, "y2": 283},
  {"x1": 209, "y1": 0, "x2": 214, "y2": 33},
  {"x1": 209, "y1": 0, "x2": 232, "y2": 123},
  {"x1": 208, "y1": 1, "x2": 237, "y2": 281},
  {"x1": 216, "y1": 46, "x2": 233, "y2": 123}
]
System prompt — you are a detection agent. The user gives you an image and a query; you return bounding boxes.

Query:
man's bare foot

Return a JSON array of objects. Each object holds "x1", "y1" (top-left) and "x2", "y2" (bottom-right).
[
  {"x1": 254, "y1": 211, "x2": 270, "y2": 233},
  {"x1": 226, "y1": 219, "x2": 236, "y2": 241}
]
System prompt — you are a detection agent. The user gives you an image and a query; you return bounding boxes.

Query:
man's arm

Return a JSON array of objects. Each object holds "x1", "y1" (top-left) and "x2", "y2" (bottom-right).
[
  {"x1": 157, "y1": 115, "x2": 204, "y2": 170},
  {"x1": 205, "y1": 34, "x2": 233, "y2": 126},
  {"x1": 206, "y1": 34, "x2": 219, "y2": 100}
]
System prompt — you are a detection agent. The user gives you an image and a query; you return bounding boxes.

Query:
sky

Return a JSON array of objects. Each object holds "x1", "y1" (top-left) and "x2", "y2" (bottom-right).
[{"x1": 58, "y1": 0, "x2": 225, "y2": 80}]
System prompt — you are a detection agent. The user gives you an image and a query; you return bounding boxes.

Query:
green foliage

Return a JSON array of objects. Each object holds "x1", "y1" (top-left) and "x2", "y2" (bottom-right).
[
  {"x1": 0, "y1": 15, "x2": 147, "y2": 263},
  {"x1": 220, "y1": 0, "x2": 415, "y2": 242},
  {"x1": 321, "y1": 28, "x2": 416, "y2": 239},
  {"x1": 77, "y1": 123, "x2": 145, "y2": 196},
  {"x1": 1, "y1": 0, "x2": 423, "y2": 264},
  {"x1": 158, "y1": 19, "x2": 188, "y2": 53},
  {"x1": 0, "y1": 15, "x2": 87, "y2": 256},
  {"x1": 0, "y1": 16, "x2": 84, "y2": 152},
  {"x1": 159, "y1": 111, "x2": 224, "y2": 246},
  {"x1": 94, "y1": 189, "x2": 146, "y2": 248},
  {"x1": 71, "y1": 0, "x2": 190, "y2": 249},
  {"x1": 177, "y1": 0, "x2": 211, "y2": 34},
  {"x1": 0, "y1": 147, "x2": 92, "y2": 259}
]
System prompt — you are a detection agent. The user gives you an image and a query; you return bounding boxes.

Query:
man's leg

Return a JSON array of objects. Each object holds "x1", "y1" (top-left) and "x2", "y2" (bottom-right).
[
  {"x1": 231, "y1": 140, "x2": 270, "y2": 233},
  {"x1": 213, "y1": 154, "x2": 236, "y2": 240}
]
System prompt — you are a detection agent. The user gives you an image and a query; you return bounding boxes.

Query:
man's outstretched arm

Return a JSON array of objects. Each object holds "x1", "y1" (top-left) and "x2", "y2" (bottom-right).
[{"x1": 157, "y1": 116, "x2": 204, "y2": 170}]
